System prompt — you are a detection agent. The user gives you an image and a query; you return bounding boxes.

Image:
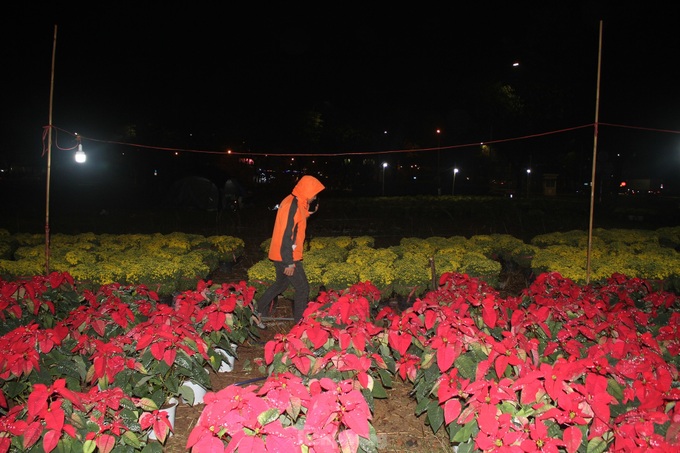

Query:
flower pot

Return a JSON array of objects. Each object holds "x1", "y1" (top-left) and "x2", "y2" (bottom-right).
[
  {"x1": 148, "y1": 397, "x2": 178, "y2": 440},
  {"x1": 181, "y1": 379, "x2": 208, "y2": 405},
  {"x1": 216, "y1": 344, "x2": 238, "y2": 372}
]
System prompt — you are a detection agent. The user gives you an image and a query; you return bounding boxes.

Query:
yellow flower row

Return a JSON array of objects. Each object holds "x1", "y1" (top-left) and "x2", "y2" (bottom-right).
[{"x1": 0, "y1": 232, "x2": 244, "y2": 296}]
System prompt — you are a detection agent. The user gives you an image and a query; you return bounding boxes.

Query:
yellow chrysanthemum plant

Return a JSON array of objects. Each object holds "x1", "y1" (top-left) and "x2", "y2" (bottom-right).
[
  {"x1": 0, "y1": 232, "x2": 245, "y2": 297},
  {"x1": 529, "y1": 228, "x2": 680, "y2": 287}
]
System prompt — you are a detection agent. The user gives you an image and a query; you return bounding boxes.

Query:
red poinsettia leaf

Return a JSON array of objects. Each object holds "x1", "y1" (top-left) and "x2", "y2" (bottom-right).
[
  {"x1": 49, "y1": 272, "x2": 64, "y2": 289},
  {"x1": 436, "y1": 344, "x2": 456, "y2": 373},
  {"x1": 495, "y1": 355, "x2": 509, "y2": 378},
  {"x1": 666, "y1": 421, "x2": 680, "y2": 444},
  {"x1": 163, "y1": 348, "x2": 177, "y2": 367},
  {"x1": 88, "y1": 319, "x2": 104, "y2": 337},
  {"x1": 563, "y1": 426, "x2": 582, "y2": 453},
  {"x1": 152, "y1": 414, "x2": 172, "y2": 444},
  {"x1": 27, "y1": 385, "x2": 48, "y2": 418},
  {"x1": 94, "y1": 357, "x2": 106, "y2": 380},
  {"x1": 292, "y1": 355, "x2": 311, "y2": 375},
  {"x1": 110, "y1": 309, "x2": 131, "y2": 328},
  {"x1": 357, "y1": 371, "x2": 370, "y2": 389},
  {"x1": 338, "y1": 429, "x2": 360, "y2": 451},
  {"x1": 265, "y1": 433, "x2": 298, "y2": 453},
  {"x1": 206, "y1": 312, "x2": 227, "y2": 332},
  {"x1": 63, "y1": 424, "x2": 76, "y2": 438},
  {"x1": 136, "y1": 333, "x2": 153, "y2": 351},
  {"x1": 306, "y1": 326, "x2": 330, "y2": 350},
  {"x1": 23, "y1": 283, "x2": 37, "y2": 303},
  {"x1": 338, "y1": 331, "x2": 352, "y2": 351},
  {"x1": 235, "y1": 435, "x2": 265, "y2": 452},
  {"x1": 150, "y1": 342, "x2": 166, "y2": 361},
  {"x1": 42, "y1": 428, "x2": 60, "y2": 453},
  {"x1": 196, "y1": 280, "x2": 208, "y2": 292},
  {"x1": 264, "y1": 341, "x2": 277, "y2": 365},
  {"x1": 443, "y1": 398, "x2": 461, "y2": 425},
  {"x1": 189, "y1": 431, "x2": 225, "y2": 451},
  {"x1": 22, "y1": 421, "x2": 43, "y2": 449},
  {"x1": 96, "y1": 434, "x2": 116, "y2": 453},
  {"x1": 388, "y1": 331, "x2": 412, "y2": 356},
  {"x1": 343, "y1": 410, "x2": 370, "y2": 438},
  {"x1": 44, "y1": 404, "x2": 65, "y2": 431},
  {"x1": 352, "y1": 331, "x2": 368, "y2": 353},
  {"x1": 482, "y1": 301, "x2": 497, "y2": 328},
  {"x1": 477, "y1": 404, "x2": 499, "y2": 435}
]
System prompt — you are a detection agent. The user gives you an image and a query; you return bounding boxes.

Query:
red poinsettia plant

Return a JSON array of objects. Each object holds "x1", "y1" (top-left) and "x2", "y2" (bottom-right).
[
  {"x1": 199, "y1": 272, "x2": 680, "y2": 452},
  {"x1": 396, "y1": 271, "x2": 680, "y2": 452},
  {"x1": 4, "y1": 265, "x2": 680, "y2": 453},
  {"x1": 0, "y1": 377, "x2": 156, "y2": 453}
]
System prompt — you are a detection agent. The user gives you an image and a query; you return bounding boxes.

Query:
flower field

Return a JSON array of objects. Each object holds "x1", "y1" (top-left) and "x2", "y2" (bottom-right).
[{"x1": 1, "y1": 268, "x2": 679, "y2": 452}]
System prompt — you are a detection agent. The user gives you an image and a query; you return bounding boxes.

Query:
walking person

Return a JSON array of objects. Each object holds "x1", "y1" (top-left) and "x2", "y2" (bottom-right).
[{"x1": 256, "y1": 175, "x2": 325, "y2": 325}]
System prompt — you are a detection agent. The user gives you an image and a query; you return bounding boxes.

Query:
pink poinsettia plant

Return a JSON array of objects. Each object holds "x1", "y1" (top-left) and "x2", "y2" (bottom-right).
[{"x1": 186, "y1": 374, "x2": 376, "y2": 452}]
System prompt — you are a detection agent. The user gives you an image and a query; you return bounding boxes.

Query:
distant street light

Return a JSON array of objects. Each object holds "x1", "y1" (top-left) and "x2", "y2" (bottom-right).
[
  {"x1": 526, "y1": 168, "x2": 531, "y2": 197},
  {"x1": 382, "y1": 162, "x2": 388, "y2": 195},
  {"x1": 452, "y1": 167, "x2": 459, "y2": 195}
]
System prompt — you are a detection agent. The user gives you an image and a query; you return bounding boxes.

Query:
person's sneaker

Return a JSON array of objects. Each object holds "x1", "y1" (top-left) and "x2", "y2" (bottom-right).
[{"x1": 251, "y1": 312, "x2": 267, "y2": 329}]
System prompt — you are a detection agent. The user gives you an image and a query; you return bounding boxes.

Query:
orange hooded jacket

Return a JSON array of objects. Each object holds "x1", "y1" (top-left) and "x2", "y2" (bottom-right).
[{"x1": 268, "y1": 175, "x2": 325, "y2": 264}]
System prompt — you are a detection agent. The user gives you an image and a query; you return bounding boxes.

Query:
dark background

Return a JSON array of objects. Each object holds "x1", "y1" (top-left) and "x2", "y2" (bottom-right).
[{"x1": 2, "y1": 2, "x2": 680, "y2": 230}]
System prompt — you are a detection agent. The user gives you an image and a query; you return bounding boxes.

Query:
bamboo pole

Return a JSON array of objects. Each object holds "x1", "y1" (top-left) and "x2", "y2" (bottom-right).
[
  {"x1": 45, "y1": 24, "x2": 57, "y2": 274},
  {"x1": 586, "y1": 20, "x2": 603, "y2": 283}
]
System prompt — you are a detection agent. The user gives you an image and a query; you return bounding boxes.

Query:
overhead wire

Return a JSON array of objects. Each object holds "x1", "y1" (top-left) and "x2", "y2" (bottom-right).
[{"x1": 42, "y1": 121, "x2": 680, "y2": 159}]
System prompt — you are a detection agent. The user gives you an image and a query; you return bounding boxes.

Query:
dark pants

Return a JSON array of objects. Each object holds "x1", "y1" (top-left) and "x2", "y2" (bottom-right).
[{"x1": 256, "y1": 261, "x2": 310, "y2": 322}]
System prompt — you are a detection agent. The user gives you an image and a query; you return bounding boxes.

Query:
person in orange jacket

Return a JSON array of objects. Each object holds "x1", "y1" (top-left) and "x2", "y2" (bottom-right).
[{"x1": 256, "y1": 175, "x2": 325, "y2": 325}]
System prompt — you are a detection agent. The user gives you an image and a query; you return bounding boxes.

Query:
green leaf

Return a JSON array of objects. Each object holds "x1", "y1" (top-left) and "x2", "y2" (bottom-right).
[
  {"x1": 137, "y1": 397, "x2": 158, "y2": 411},
  {"x1": 415, "y1": 395, "x2": 430, "y2": 416},
  {"x1": 174, "y1": 351, "x2": 194, "y2": 370},
  {"x1": 83, "y1": 439, "x2": 97, "y2": 453},
  {"x1": 357, "y1": 424, "x2": 380, "y2": 453},
  {"x1": 454, "y1": 352, "x2": 477, "y2": 380},
  {"x1": 119, "y1": 430, "x2": 142, "y2": 448},
  {"x1": 446, "y1": 422, "x2": 461, "y2": 441},
  {"x1": 456, "y1": 438, "x2": 475, "y2": 453},
  {"x1": 377, "y1": 368, "x2": 392, "y2": 389},
  {"x1": 362, "y1": 388, "x2": 375, "y2": 413},
  {"x1": 421, "y1": 351, "x2": 436, "y2": 369},
  {"x1": 258, "y1": 408, "x2": 281, "y2": 426},
  {"x1": 586, "y1": 437, "x2": 609, "y2": 453},
  {"x1": 141, "y1": 441, "x2": 164, "y2": 452},
  {"x1": 371, "y1": 378, "x2": 388, "y2": 399},
  {"x1": 426, "y1": 399, "x2": 444, "y2": 434},
  {"x1": 452, "y1": 420, "x2": 476, "y2": 443},
  {"x1": 54, "y1": 436, "x2": 74, "y2": 453},
  {"x1": 607, "y1": 377, "x2": 623, "y2": 403}
]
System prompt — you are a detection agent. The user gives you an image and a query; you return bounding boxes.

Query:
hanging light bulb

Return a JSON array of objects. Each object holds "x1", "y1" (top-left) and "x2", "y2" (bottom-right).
[{"x1": 75, "y1": 142, "x2": 86, "y2": 163}]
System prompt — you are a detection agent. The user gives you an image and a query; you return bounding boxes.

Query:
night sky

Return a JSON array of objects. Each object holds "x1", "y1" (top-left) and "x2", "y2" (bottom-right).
[{"x1": 3, "y1": 2, "x2": 680, "y2": 189}]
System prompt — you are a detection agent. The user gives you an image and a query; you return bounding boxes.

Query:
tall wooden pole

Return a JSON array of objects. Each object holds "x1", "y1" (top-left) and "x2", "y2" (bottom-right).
[
  {"x1": 586, "y1": 20, "x2": 603, "y2": 283},
  {"x1": 45, "y1": 25, "x2": 57, "y2": 275}
]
